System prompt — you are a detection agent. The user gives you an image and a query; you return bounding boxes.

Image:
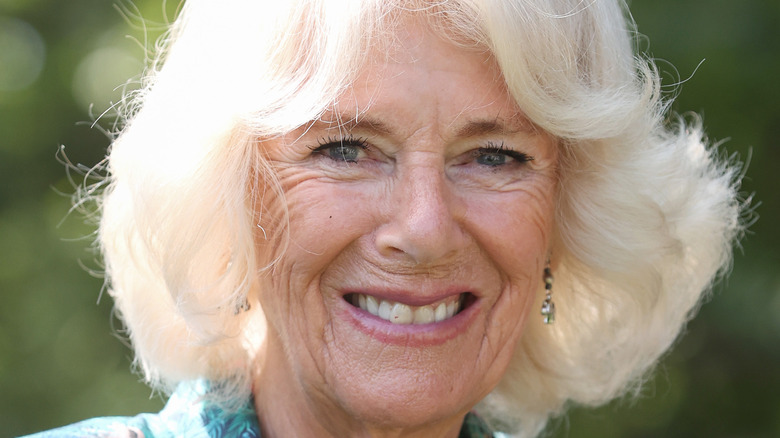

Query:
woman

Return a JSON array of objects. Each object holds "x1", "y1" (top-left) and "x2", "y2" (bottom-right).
[{"x1": 29, "y1": 0, "x2": 742, "y2": 437}]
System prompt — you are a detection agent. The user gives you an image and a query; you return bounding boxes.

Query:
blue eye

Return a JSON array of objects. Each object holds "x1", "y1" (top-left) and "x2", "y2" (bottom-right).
[
  {"x1": 311, "y1": 136, "x2": 368, "y2": 163},
  {"x1": 326, "y1": 144, "x2": 361, "y2": 162},
  {"x1": 476, "y1": 151, "x2": 509, "y2": 166},
  {"x1": 475, "y1": 143, "x2": 533, "y2": 167}
]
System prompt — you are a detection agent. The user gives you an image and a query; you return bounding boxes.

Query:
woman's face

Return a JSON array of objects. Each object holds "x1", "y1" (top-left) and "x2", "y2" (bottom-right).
[{"x1": 254, "y1": 21, "x2": 558, "y2": 434}]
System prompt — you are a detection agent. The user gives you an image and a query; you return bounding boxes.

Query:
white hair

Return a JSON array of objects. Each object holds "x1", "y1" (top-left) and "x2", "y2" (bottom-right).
[{"x1": 96, "y1": 0, "x2": 743, "y2": 436}]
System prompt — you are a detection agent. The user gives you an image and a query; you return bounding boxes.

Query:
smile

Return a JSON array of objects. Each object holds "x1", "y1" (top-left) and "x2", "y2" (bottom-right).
[{"x1": 346, "y1": 293, "x2": 468, "y2": 324}]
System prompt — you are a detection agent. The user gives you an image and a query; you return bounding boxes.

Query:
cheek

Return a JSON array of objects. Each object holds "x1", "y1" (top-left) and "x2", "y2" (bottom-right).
[
  {"x1": 254, "y1": 173, "x2": 385, "y2": 291},
  {"x1": 285, "y1": 184, "x2": 378, "y2": 255},
  {"x1": 465, "y1": 179, "x2": 557, "y2": 273},
  {"x1": 473, "y1": 190, "x2": 553, "y2": 364}
]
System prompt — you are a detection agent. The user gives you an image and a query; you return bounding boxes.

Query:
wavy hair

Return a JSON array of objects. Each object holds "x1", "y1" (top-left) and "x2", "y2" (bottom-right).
[{"x1": 97, "y1": 0, "x2": 743, "y2": 436}]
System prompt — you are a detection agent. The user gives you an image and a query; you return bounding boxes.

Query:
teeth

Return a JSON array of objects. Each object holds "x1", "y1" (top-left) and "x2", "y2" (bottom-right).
[
  {"x1": 434, "y1": 302, "x2": 447, "y2": 322},
  {"x1": 390, "y1": 303, "x2": 413, "y2": 324},
  {"x1": 447, "y1": 300, "x2": 457, "y2": 317},
  {"x1": 366, "y1": 295, "x2": 379, "y2": 315},
  {"x1": 358, "y1": 294, "x2": 366, "y2": 309},
  {"x1": 352, "y1": 293, "x2": 463, "y2": 325},
  {"x1": 413, "y1": 305, "x2": 434, "y2": 324},
  {"x1": 378, "y1": 300, "x2": 392, "y2": 320}
]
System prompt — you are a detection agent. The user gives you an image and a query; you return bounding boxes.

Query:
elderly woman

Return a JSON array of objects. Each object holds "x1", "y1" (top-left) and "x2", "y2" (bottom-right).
[{"x1": 30, "y1": 0, "x2": 742, "y2": 437}]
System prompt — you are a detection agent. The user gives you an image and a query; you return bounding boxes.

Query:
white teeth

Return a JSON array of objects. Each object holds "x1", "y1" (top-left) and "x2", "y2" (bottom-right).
[
  {"x1": 390, "y1": 303, "x2": 413, "y2": 324},
  {"x1": 359, "y1": 293, "x2": 366, "y2": 310},
  {"x1": 434, "y1": 302, "x2": 447, "y2": 322},
  {"x1": 413, "y1": 305, "x2": 435, "y2": 324},
  {"x1": 366, "y1": 295, "x2": 379, "y2": 315},
  {"x1": 447, "y1": 300, "x2": 459, "y2": 318},
  {"x1": 378, "y1": 300, "x2": 392, "y2": 320},
  {"x1": 353, "y1": 293, "x2": 464, "y2": 325}
]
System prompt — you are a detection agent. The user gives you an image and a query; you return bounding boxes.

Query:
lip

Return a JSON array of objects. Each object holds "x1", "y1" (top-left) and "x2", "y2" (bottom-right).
[{"x1": 336, "y1": 291, "x2": 481, "y2": 347}]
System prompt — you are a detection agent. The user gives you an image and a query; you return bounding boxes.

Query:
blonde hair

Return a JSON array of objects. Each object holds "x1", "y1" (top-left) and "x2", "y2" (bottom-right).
[{"x1": 97, "y1": 0, "x2": 743, "y2": 436}]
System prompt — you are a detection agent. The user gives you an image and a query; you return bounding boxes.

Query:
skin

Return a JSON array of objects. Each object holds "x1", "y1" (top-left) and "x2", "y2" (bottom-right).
[{"x1": 251, "y1": 21, "x2": 559, "y2": 438}]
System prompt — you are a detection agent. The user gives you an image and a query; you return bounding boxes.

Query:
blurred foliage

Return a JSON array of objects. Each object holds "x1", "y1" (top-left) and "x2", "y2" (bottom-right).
[{"x1": 1, "y1": 0, "x2": 778, "y2": 437}]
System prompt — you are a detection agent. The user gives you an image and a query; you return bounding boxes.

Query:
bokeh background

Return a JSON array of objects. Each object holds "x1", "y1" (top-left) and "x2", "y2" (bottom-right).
[{"x1": 1, "y1": 0, "x2": 778, "y2": 436}]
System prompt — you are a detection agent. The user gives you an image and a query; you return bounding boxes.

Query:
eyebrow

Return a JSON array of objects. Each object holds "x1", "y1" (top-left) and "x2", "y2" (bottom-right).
[
  {"x1": 308, "y1": 117, "x2": 393, "y2": 137},
  {"x1": 453, "y1": 119, "x2": 527, "y2": 138},
  {"x1": 308, "y1": 114, "x2": 532, "y2": 139}
]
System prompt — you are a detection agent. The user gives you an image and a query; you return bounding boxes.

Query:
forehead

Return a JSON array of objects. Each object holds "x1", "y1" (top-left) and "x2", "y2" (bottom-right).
[{"x1": 319, "y1": 20, "x2": 528, "y2": 136}]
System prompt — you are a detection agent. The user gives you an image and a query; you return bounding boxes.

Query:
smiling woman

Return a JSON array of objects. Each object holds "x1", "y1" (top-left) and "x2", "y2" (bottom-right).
[
  {"x1": 252, "y1": 27, "x2": 557, "y2": 433},
  {"x1": 25, "y1": 0, "x2": 743, "y2": 437}
]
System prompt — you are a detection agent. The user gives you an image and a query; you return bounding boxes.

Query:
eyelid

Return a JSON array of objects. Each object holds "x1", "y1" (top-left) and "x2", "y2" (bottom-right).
[
  {"x1": 307, "y1": 134, "x2": 372, "y2": 164},
  {"x1": 478, "y1": 141, "x2": 535, "y2": 162},
  {"x1": 310, "y1": 134, "x2": 369, "y2": 151}
]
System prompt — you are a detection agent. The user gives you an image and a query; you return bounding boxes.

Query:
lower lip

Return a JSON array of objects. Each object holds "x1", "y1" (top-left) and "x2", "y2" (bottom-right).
[{"x1": 337, "y1": 295, "x2": 481, "y2": 347}]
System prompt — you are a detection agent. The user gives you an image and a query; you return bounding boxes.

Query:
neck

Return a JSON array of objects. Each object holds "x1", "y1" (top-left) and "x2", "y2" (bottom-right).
[{"x1": 252, "y1": 334, "x2": 467, "y2": 438}]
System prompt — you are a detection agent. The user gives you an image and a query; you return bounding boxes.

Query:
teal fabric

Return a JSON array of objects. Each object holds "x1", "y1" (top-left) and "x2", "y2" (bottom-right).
[
  {"x1": 23, "y1": 380, "x2": 259, "y2": 438},
  {"x1": 24, "y1": 380, "x2": 495, "y2": 437}
]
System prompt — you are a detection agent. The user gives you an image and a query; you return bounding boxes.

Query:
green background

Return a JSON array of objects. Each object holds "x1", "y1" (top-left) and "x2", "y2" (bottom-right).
[{"x1": 1, "y1": 1, "x2": 778, "y2": 436}]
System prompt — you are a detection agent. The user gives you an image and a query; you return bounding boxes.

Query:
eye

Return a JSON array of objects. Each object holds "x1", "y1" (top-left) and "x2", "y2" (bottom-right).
[
  {"x1": 310, "y1": 136, "x2": 368, "y2": 163},
  {"x1": 473, "y1": 142, "x2": 534, "y2": 167}
]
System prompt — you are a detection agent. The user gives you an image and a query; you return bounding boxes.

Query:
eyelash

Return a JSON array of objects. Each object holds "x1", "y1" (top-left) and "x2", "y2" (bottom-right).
[
  {"x1": 477, "y1": 142, "x2": 534, "y2": 163},
  {"x1": 309, "y1": 135, "x2": 369, "y2": 153},
  {"x1": 309, "y1": 136, "x2": 533, "y2": 166}
]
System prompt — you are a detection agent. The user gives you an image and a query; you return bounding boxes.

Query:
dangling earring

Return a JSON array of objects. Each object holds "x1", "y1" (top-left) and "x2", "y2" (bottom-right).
[{"x1": 541, "y1": 262, "x2": 555, "y2": 324}]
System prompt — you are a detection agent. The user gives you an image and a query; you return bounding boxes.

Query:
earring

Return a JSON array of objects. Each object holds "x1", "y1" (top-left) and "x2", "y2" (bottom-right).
[
  {"x1": 234, "y1": 297, "x2": 251, "y2": 315},
  {"x1": 541, "y1": 263, "x2": 555, "y2": 324}
]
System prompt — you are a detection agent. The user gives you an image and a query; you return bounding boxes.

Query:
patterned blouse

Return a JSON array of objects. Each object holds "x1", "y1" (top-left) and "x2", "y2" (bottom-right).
[{"x1": 24, "y1": 380, "x2": 497, "y2": 437}]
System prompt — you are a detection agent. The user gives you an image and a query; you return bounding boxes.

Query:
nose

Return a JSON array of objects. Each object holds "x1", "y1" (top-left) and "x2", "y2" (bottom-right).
[{"x1": 374, "y1": 159, "x2": 468, "y2": 264}]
